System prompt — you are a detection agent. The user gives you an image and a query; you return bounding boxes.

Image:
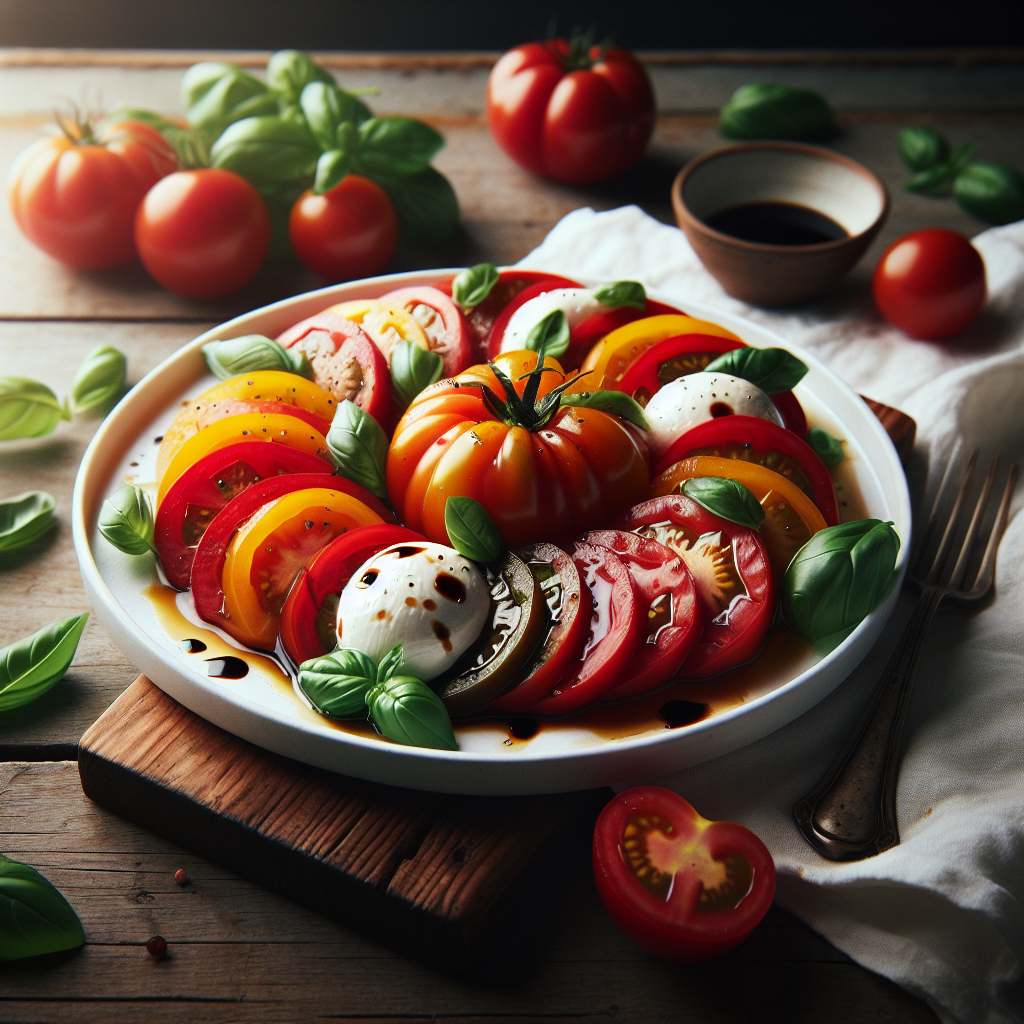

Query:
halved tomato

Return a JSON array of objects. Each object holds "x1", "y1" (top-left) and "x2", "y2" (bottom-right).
[
  {"x1": 615, "y1": 495, "x2": 775, "y2": 679},
  {"x1": 381, "y1": 285, "x2": 474, "y2": 377},
  {"x1": 321, "y1": 298, "x2": 428, "y2": 365}
]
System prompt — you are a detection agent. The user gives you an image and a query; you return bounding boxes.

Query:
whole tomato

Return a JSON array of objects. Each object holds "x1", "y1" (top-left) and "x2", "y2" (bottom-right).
[
  {"x1": 7, "y1": 117, "x2": 177, "y2": 269},
  {"x1": 289, "y1": 174, "x2": 398, "y2": 282},
  {"x1": 135, "y1": 168, "x2": 271, "y2": 299},
  {"x1": 872, "y1": 229, "x2": 986, "y2": 340},
  {"x1": 486, "y1": 38, "x2": 655, "y2": 184}
]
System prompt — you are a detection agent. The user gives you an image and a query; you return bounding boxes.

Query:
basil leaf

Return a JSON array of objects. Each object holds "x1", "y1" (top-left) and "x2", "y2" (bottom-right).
[
  {"x1": 954, "y1": 162, "x2": 1024, "y2": 226},
  {"x1": 523, "y1": 309, "x2": 570, "y2": 360},
  {"x1": 300, "y1": 81, "x2": 371, "y2": 151},
  {"x1": 807, "y1": 427, "x2": 844, "y2": 466},
  {"x1": 0, "y1": 491, "x2": 56, "y2": 557},
  {"x1": 376, "y1": 644, "x2": 404, "y2": 685},
  {"x1": 202, "y1": 335, "x2": 312, "y2": 381},
  {"x1": 0, "y1": 378, "x2": 70, "y2": 441},
  {"x1": 0, "y1": 613, "x2": 89, "y2": 713},
  {"x1": 267, "y1": 50, "x2": 335, "y2": 106},
  {"x1": 560, "y1": 389, "x2": 648, "y2": 430},
  {"x1": 313, "y1": 149, "x2": 352, "y2": 195},
  {"x1": 719, "y1": 83, "x2": 834, "y2": 141},
  {"x1": 327, "y1": 400, "x2": 389, "y2": 502},
  {"x1": 705, "y1": 347, "x2": 808, "y2": 394},
  {"x1": 905, "y1": 143, "x2": 977, "y2": 195},
  {"x1": 98, "y1": 483, "x2": 155, "y2": 556},
  {"x1": 297, "y1": 648, "x2": 377, "y2": 718},
  {"x1": 444, "y1": 496, "x2": 503, "y2": 564},
  {"x1": 367, "y1": 675, "x2": 458, "y2": 751},
  {"x1": 898, "y1": 126, "x2": 951, "y2": 172},
  {"x1": 391, "y1": 340, "x2": 444, "y2": 407},
  {"x1": 210, "y1": 116, "x2": 320, "y2": 186},
  {"x1": 592, "y1": 280, "x2": 646, "y2": 310},
  {"x1": 70, "y1": 345, "x2": 127, "y2": 415},
  {"x1": 181, "y1": 62, "x2": 278, "y2": 136},
  {"x1": 783, "y1": 519, "x2": 900, "y2": 641},
  {"x1": 0, "y1": 853, "x2": 85, "y2": 960},
  {"x1": 682, "y1": 477, "x2": 765, "y2": 530},
  {"x1": 353, "y1": 117, "x2": 444, "y2": 178},
  {"x1": 373, "y1": 167, "x2": 459, "y2": 246},
  {"x1": 451, "y1": 263, "x2": 499, "y2": 310}
]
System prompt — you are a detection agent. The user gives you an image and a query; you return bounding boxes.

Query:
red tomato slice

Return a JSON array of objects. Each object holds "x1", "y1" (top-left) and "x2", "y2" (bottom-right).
[
  {"x1": 381, "y1": 285, "x2": 474, "y2": 377},
  {"x1": 527, "y1": 542, "x2": 643, "y2": 716},
  {"x1": 615, "y1": 495, "x2": 775, "y2": 679},
  {"x1": 485, "y1": 276, "x2": 586, "y2": 359},
  {"x1": 583, "y1": 529, "x2": 703, "y2": 700},
  {"x1": 654, "y1": 416, "x2": 839, "y2": 526},
  {"x1": 564, "y1": 299, "x2": 688, "y2": 371},
  {"x1": 154, "y1": 442, "x2": 336, "y2": 590},
  {"x1": 769, "y1": 390, "x2": 808, "y2": 440},
  {"x1": 485, "y1": 541, "x2": 593, "y2": 714},
  {"x1": 614, "y1": 334, "x2": 746, "y2": 407},
  {"x1": 593, "y1": 787, "x2": 776, "y2": 962},
  {"x1": 279, "y1": 523, "x2": 426, "y2": 665}
]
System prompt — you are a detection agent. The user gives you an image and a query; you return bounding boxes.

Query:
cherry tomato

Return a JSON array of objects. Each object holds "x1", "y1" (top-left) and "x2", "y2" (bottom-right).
[
  {"x1": 872, "y1": 229, "x2": 986, "y2": 340},
  {"x1": 615, "y1": 494, "x2": 775, "y2": 679},
  {"x1": 135, "y1": 169, "x2": 271, "y2": 299},
  {"x1": 7, "y1": 118, "x2": 177, "y2": 269},
  {"x1": 289, "y1": 174, "x2": 398, "y2": 282},
  {"x1": 593, "y1": 787, "x2": 776, "y2": 961},
  {"x1": 381, "y1": 285, "x2": 474, "y2": 377},
  {"x1": 487, "y1": 40, "x2": 655, "y2": 184},
  {"x1": 614, "y1": 334, "x2": 746, "y2": 407}
]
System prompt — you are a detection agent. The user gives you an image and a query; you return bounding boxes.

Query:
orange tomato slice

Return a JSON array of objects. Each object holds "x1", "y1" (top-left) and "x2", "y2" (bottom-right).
[
  {"x1": 221, "y1": 488, "x2": 383, "y2": 650},
  {"x1": 325, "y1": 299, "x2": 429, "y2": 364}
]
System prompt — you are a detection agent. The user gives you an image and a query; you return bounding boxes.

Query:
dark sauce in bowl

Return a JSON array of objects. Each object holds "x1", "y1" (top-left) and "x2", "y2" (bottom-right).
[{"x1": 704, "y1": 201, "x2": 848, "y2": 246}]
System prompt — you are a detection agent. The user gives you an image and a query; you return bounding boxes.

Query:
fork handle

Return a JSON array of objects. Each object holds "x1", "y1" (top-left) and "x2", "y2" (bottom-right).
[{"x1": 793, "y1": 587, "x2": 944, "y2": 861}]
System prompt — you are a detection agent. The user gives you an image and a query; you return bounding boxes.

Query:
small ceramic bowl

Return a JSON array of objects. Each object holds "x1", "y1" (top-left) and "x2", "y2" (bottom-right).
[{"x1": 672, "y1": 142, "x2": 889, "y2": 307}]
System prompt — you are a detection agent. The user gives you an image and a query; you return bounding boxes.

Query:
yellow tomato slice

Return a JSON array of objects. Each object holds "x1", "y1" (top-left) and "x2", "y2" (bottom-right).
[
  {"x1": 325, "y1": 299, "x2": 429, "y2": 363},
  {"x1": 652, "y1": 454, "x2": 827, "y2": 579},
  {"x1": 221, "y1": 488, "x2": 383, "y2": 650},
  {"x1": 157, "y1": 413, "x2": 330, "y2": 508},
  {"x1": 157, "y1": 371, "x2": 337, "y2": 481},
  {"x1": 573, "y1": 315, "x2": 742, "y2": 392}
]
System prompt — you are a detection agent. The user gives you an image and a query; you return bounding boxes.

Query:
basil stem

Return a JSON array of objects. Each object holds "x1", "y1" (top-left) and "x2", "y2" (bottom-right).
[
  {"x1": 898, "y1": 126, "x2": 951, "y2": 173},
  {"x1": 592, "y1": 280, "x2": 646, "y2": 310},
  {"x1": 298, "y1": 648, "x2": 378, "y2": 718},
  {"x1": 451, "y1": 263, "x2": 499, "y2": 310},
  {"x1": 366, "y1": 674, "x2": 458, "y2": 751},
  {"x1": 326, "y1": 400, "x2": 389, "y2": 502},
  {"x1": 70, "y1": 345, "x2": 127, "y2": 415},
  {"x1": 444, "y1": 496, "x2": 504, "y2": 564},
  {"x1": 560, "y1": 389, "x2": 648, "y2": 430},
  {"x1": 719, "y1": 83, "x2": 834, "y2": 141},
  {"x1": 954, "y1": 162, "x2": 1024, "y2": 225},
  {"x1": 0, "y1": 613, "x2": 89, "y2": 713},
  {"x1": 807, "y1": 427, "x2": 844, "y2": 466},
  {"x1": 523, "y1": 309, "x2": 570, "y2": 360},
  {"x1": 98, "y1": 483, "x2": 155, "y2": 556},
  {"x1": 0, "y1": 378, "x2": 71, "y2": 441},
  {"x1": 0, "y1": 491, "x2": 56, "y2": 557},
  {"x1": 202, "y1": 335, "x2": 312, "y2": 381},
  {"x1": 705, "y1": 347, "x2": 808, "y2": 394},
  {"x1": 0, "y1": 853, "x2": 85, "y2": 960},
  {"x1": 391, "y1": 340, "x2": 444, "y2": 408},
  {"x1": 682, "y1": 477, "x2": 765, "y2": 530}
]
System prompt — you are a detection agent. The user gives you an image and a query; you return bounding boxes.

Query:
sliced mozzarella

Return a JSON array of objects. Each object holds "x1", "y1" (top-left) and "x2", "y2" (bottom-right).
[
  {"x1": 499, "y1": 288, "x2": 609, "y2": 352},
  {"x1": 336, "y1": 541, "x2": 490, "y2": 682}
]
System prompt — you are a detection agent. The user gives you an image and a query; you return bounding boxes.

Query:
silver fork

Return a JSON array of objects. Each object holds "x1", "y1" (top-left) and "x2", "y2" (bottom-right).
[{"x1": 793, "y1": 448, "x2": 1018, "y2": 861}]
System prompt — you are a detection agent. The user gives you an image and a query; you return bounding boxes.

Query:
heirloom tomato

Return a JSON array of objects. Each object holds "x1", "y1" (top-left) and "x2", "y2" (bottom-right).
[
  {"x1": 487, "y1": 39, "x2": 655, "y2": 184},
  {"x1": 7, "y1": 117, "x2": 177, "y2": 268},
  {"x1": 593, "y1": 787, "x2": 776, "y2": 961},
  {"x1": 386, "y1": 350, "x2": 650, "y2": 548}
]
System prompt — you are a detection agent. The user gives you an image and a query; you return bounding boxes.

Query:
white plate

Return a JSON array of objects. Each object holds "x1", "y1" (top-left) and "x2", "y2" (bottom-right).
[{"x1": 72, "y1": 269, "x2": 911, "y2": 795}]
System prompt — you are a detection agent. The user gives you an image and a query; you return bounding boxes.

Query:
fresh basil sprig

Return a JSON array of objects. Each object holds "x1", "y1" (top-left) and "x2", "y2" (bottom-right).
[
  {"x1": 704, "y1": 347, "x2": 808, "y2": 394},
  {"x1": 181, "y1": 62, "x2": 279, "y2": 137},
  {"x1": 70, "y1": 345, "x2": 127, "y2": 415},
  {"x1": 301, "y1": 81, "x2": 372, "y2": 152},
  {"x1": 807, "y1": 427, "x2": 844, "y2": 466},
  {"x1": 783, "y1": 519, "x2": 900, "y2": 641},
  {"x1": 98, "y1": 483, "x2": 155, "y2": 556},
  {"x1": 267, "y1": 49, "x2": 335, "y2": 107},
  {"x1": 905, "y1": 143, "x2": 977, "y2": 195},
  {"x1": 298, "y1": 648, "x2": 377, "y2": 718},
  {"x1": 391, "y1": 340, "x2": 444, "y2": 408},
  {"x1": 0, "y1": 613, "x2": 89, "y2": 713},
  {"x1": 0, "y1": 378, "x2": 70, "y2": 441},
  {"x1": 210, "y1": 115, "x2": 322, "y2": 187},
  {"x1": 719, "y1": 83, "x2": 834, "y2": 141},
  {"x1": 560, "y1": 389, "x2": 648, "y2": 430},
  {"x1": 523, "y1": 309, "x2": 570, "y2": 360},
  {"x1": 202, "y1": 335, "x2": 312, "y2": 381},
  {"x1": 0, "y1": 491, "x2": 56, "y2": 557},
  {"x1": 953, "y1": 163, "x2": 1024, "y2": 226},
  {"x1": 898, "y1": 126, "x2": 951, "y2": 173},
  {"x1": 0, "y1": 853, "x2": 85, "y2": 960},
  {"x1": 327, "y1": 400, "x2": 389, "y2": 502},
  {"x1": 682, "y1": 477, "x2": 765, "y2": 530},
  {"x1": 451, "y1": 263, "x2": 499, "y2": 310},
  {"x1": 592, "y1": 280, "x2": 646, "y2": 310},
  {"x1": 444, "y1": 496, "x2": 504, "y2": 564}
]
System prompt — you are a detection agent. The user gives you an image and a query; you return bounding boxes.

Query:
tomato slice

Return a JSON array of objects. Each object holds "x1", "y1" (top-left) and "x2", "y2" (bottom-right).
[
  {"x1": 485, "y1": 275, "x2": 587, "y2": 359},
  {"x1": 593, "y1": 787, "x2": 776, "y2": 962},
  {"x1": 154, "y1": 442, "x2": 336, "y2": 590},
  {"x1": 381, "y1": 285, "x2": 475, "y2": 377},
  {"x1": 615, "y1": 494, "x2": 775, "y2": 679},
  {"x1": 563, "y1": 299, "x2": 688, "y2": 371},
  {"x1": 583, "y1": 529, "x2": 703, "y2": 701},
  {"x1": 654, "y1": 416, "x2": 839, "y2": 526},
  {"x1": 279, "y1": 522, "x2": 426, "y2": 665},
  {"x1": 485, "y1": 542, "x2": 592, "y2": 715},
  {"x1": 527, "y1": 542, "x2": 644, "y2": 716},
  {"x1": 614, "y1": 334, "x2": 745, "y2": 407},
  {"x1": 321, "y1": 298, "x2": 429, "y2": 364}
]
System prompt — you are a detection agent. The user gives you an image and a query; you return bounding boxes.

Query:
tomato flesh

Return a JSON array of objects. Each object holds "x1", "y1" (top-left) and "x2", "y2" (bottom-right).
[
  {"x1": 381, "y1": 285, "x2": 474, "y2": 377},
  {"x1": 614, "y1": 334, "x2": 746, "y2": 407}
]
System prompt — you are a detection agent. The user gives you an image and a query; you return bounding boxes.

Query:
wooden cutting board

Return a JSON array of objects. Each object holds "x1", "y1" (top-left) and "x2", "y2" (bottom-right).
[{"x1": 77, "y1": 398, "x2": 914, "y2": 973}]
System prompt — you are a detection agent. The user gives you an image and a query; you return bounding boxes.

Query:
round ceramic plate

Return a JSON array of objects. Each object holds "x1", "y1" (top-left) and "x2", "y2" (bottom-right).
[{"x1": 72, "y1": 269, "x2": 911, "y2": 795}]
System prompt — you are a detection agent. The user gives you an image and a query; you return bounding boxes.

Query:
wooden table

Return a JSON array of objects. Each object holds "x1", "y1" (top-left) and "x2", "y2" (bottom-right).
[{"x1": 2, "y1": 47, "x2": 1021, "y2": 1022}]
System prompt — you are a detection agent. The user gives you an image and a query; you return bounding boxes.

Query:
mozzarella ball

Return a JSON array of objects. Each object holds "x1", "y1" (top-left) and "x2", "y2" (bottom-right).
[
  {"x1": 644, "y1": 372, "x2": 783, "y2": 456},
  {"x1": 336, "y1": 542, "x2": 490, "y2": 681},
  {"x1": 500, "y1": 288, "x2": 607, "y2": 351}
]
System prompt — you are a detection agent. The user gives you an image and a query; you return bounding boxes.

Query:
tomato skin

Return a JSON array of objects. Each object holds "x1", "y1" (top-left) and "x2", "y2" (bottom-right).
[
  {"x1": 593, "y1": 787, "x2": 776, "y2": 962},
  {"x1": 487, "y1": 41, "x2": 655, "y2": 184},
  {"x1": 135, "y1": 169, "x2": 271, "y2": 299},
  {"x1": 289, "y1": 175, "x2": 398, "y2": 282},
  {"x1": 872, "y1": 229, "x2": 986, "y2": 340},
  {"x1": 614, "y1": 334, "x2": 746, "y2": 404},
  {"x1": 381, "y1": 285, "x2": 474, "y2": 377},
  {"x1": 7, "y1": 120, "x2": 177, "y2": 269}
]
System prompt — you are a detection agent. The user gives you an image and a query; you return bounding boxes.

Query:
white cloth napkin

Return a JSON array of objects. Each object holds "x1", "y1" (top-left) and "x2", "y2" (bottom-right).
[{"x1": 518, "y1": 206, "x2": 1024, "y2": 1024}]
